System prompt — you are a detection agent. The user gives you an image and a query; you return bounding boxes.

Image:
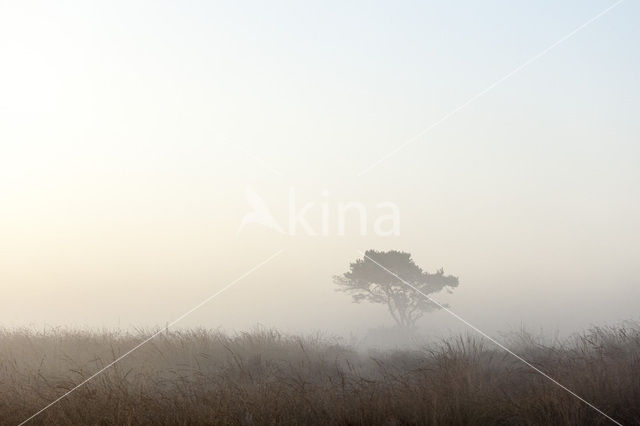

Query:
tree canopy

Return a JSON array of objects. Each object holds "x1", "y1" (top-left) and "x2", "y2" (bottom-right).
[{"x1": 334, "y1": 250, "x2": 459, "y2": 327}]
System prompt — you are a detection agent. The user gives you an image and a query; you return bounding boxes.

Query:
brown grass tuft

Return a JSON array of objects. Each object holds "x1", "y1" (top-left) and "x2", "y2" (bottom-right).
[{"x1": 1, "y1": 324, "x2": 639, "y2": 425}]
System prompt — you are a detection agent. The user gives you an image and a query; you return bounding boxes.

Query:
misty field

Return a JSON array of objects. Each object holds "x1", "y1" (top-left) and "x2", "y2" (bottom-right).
[{"x1": 2, "y1": 325, "x2": 639, "y2": 425}]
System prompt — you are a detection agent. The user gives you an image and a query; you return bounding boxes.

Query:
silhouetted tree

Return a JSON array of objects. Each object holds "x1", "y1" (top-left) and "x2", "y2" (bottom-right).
[{"x1": 334, "y1": 250, "x2": 459, "y2": 328}]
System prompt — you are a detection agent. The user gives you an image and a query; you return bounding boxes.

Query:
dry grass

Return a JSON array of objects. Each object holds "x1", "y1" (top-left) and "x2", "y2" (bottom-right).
[{"x1": 1, "y1": 324, "x2": 639, "y2": 425}]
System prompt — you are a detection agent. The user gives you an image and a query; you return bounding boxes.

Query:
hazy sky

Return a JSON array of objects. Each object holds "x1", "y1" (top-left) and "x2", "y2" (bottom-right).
[{"x1": 1, "y1": 0, "x2": 638, "y2": 338}]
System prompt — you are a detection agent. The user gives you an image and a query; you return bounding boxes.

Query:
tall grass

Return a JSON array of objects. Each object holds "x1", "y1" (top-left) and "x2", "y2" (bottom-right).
[{"x1": 1, "y1": 324, "x2": 639, "y2": 425}]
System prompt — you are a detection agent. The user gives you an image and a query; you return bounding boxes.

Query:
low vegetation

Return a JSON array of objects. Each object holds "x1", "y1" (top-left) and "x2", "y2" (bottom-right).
[{"x1": 1, "y1": 323, "x2": 639, "y2": 425}]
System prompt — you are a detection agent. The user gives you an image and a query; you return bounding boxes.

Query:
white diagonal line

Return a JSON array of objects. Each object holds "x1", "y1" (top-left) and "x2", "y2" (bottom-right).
[
  {"x1": 221, "y1": 135, "x2": 284, "y2": 177},
  {"x1": 356, "y1": 0, "x2": 625, "y2": 177},
  {"x1": 19, "y1": 249, "x2": 284, "y2": 425},
  {"x1": 233, "y1": 143, "x2": 284, "y2": 177},
  {"x1": 358, "y1": 250, "x2": 622, "y2": 425}
]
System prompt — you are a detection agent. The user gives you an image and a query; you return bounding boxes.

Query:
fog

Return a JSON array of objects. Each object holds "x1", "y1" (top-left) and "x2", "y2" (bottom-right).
[{"x1": 1, "y1": 0, "x2": 639, "y2": 344}]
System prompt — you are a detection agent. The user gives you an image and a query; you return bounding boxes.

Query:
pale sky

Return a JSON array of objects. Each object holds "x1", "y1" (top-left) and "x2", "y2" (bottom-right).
[{"x1": 1, "y1": 0, "x2": 638, "y2": 338}]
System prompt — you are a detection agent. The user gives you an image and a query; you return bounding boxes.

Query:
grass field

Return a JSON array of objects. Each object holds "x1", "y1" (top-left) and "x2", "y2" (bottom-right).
[{"x1": 1, "y1": 323, "x2": 639, "y2": 425}]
